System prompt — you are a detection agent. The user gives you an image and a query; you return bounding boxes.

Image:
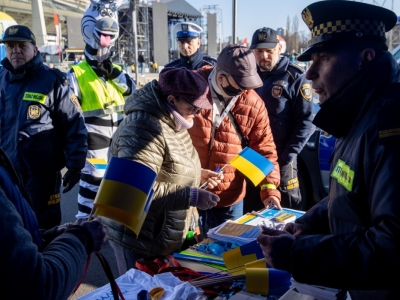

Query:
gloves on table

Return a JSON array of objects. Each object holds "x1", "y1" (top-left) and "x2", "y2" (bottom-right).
[
  {"x1": 62, "y1": 169, "x2": 81, "y2": 193},
  {"x1": 98, "y1": 59, "x2": 122, "y2": 80},
  {"x1": 190, "y1": 187, "x2": 220, "y2": 210}
]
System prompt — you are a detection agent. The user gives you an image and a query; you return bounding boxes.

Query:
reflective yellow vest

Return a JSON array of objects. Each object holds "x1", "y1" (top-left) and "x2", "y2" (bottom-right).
[{"x1": 71, "y1": 61, "x2": 125, "y2": 117}]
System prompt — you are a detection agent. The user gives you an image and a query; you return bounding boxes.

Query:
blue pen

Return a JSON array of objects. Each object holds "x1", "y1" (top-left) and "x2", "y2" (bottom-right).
[{"x1": 200, "y1": 166, "x2": 222, "y2": 189}]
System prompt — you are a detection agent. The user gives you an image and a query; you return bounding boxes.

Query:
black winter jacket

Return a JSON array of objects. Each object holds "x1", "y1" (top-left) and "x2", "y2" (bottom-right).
[
  {"x1": 165, "y1": 48, "x2": 216, "y2": 70},
  {"x1": 0, "y1": 53, "x2": 87, "y2": 173},
  {"x1": 291, "y1": 52, "x2": 400, "y2": 300},
  {"x1": 254, "y1": 56, "x2": 313, "y2": 164}
]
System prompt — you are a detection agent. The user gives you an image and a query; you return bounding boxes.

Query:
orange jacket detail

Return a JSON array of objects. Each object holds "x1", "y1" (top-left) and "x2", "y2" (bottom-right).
[{"x1": 189, "y1": 66, "x2": 280, "y2": 207}]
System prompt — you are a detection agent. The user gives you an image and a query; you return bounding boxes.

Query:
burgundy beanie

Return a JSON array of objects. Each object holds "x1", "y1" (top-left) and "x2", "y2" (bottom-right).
[{"x1": 158, "y1": 67, "x2": 211, "y2": 109}]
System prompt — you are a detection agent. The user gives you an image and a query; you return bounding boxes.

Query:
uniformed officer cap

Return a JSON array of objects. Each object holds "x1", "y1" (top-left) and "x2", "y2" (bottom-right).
[
  {"x1": 0, "y1": 25, "x2": 36, "y2": 46},
  {"x1": 297, "y1": 0, "x2": 397, "y2": 61},
  {"x1": 173, "y1": 22, "x2": 203, "y2": 41},
  {"x1": 250, "y1": 27, "x2": 280, "y2": 50}
]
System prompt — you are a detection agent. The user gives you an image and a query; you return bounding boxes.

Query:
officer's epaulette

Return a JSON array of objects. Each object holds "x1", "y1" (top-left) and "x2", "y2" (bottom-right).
[
  {"x1": 288, "y1": 62, "x2": 306, "y2": 73},
  {"x1": 203, "y1": 55, "x2": 217, "y2": 66},
  {"x1": 50, "y1": 68, "x2": 69, "y2": 86},
  {"x1": 377, "y1": 82, "x2": 400, "y2": 145}
]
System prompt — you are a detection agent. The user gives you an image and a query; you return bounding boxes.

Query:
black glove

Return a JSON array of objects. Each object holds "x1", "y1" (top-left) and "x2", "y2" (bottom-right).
[
  {"x1": 80, "y1": 218, "x2": 108, "y2": 253},
  {"x1": 190, "y1": 187, "x2": 220, "y2": 210},
  {"x1": 62, "y1": 169, "x2": 81, "y2": 193},
  {"x1": 98, "y1": 59, "x2": 121, "y2": 80}
]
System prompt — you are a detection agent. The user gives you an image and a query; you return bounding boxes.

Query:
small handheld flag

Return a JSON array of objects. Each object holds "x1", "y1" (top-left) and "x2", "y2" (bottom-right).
[
  {"x1": 92, "y1": 157, "x2": 157, "y2": 236},
  {"x1": 87, "y1": 158, "x2": 108, "y2": 170},
  {"x1": 229, "y1": 147, "x2": 274, "y2": 186}
]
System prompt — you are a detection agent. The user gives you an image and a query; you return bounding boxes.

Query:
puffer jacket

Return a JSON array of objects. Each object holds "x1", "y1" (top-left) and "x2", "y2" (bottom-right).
[
  {"x1": 188, "y1": 66, "x2": 280, "y2": 207},
  {"x1": 103, "y1": 80, "x2": 201, "y2": 257},
  {"x1": 290, "y1": 52, "x2": 400, "y2": 300}
]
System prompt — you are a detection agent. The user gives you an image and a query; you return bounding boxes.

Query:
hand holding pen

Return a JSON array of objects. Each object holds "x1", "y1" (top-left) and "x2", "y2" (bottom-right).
[{"x1": 199, "y1": 165, "x2": 226, "y2": 189}]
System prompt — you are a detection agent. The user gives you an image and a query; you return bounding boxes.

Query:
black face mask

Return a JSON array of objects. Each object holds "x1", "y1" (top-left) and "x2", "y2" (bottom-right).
[{"x1": 220, "y1": 74, "x2": 242, "y2": 96}]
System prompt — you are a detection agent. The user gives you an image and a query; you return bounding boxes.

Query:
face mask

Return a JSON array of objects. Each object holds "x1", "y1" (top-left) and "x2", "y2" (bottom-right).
[{"x1": 220, "y1": 74, "x2": 243, "y2": 96}]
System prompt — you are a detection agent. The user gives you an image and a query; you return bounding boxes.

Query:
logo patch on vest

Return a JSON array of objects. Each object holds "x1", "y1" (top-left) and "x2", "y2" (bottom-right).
[
  {"x1": 23, "y1": 92, "x2": 47, "y2": 104},
  {"x1": 27, "y1": 105, "x2": 41, "y2": 119},
  {"x1": 70, "y1": 94, "x2": 82, "y2": 111},
  {"x1": 331, "y1": 159, "x2": 354, "y2": 191},
  {"x1": 272, "y1": 86, "x2": 283, "y2": 99},
  {"x1": 300, "y1": 83, "x2": 312, "y2": 102}
]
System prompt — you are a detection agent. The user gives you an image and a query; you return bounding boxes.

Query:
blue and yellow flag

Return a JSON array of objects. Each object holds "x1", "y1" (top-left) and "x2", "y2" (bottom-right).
[
  {"x1": 222, "y1": 241, "x2": 291, "y2": 296},
  {"x1": 87, "y1": 158, "x2": 108, "y2": 170},
  {"x1": 92, "y1": 157, "x2": 156, "y2": 236},
  {"x1": 229, "y1": 147, "x2": 274, "y2": 186}
]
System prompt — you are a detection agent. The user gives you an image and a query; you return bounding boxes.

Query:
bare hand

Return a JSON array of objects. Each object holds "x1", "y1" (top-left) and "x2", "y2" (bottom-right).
[
  {"x1": 257, "y1": 226, "x2": 294, "y2": 271},
  {"x1": 262, "y1": 196, "x2": 282, "y2": 210},
  {"x1": 201, "y1": 169, "x2": 224, "y2": 189}
]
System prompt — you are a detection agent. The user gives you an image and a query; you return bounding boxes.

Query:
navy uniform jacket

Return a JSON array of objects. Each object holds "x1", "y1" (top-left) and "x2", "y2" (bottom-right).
[
  {"x1": 0, "y1": 53, "x2": 87, "y2": 173},
  {"x1": 254, "y1": 56, "x2": 313, "y2": 164},
  {"x1": 291, "y1": 52, "x2": 400, "y2": 299},
  {"x1": 165, "y1": 48, "x2": 216, "y2": 70}
]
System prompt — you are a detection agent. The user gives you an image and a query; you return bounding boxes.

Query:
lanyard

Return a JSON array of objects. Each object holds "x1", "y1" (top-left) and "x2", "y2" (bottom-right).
[{"x1": 208, "y1": 84, "x2": 239, "y2": 155}]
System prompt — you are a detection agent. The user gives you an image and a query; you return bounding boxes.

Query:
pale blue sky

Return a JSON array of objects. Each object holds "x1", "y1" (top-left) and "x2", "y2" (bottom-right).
[{"x1": 186, "y1": 0, "x2": 400, "y2": 41}]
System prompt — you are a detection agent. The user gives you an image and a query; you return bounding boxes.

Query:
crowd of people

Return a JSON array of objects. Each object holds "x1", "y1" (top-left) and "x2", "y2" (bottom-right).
[{"x1": 1, "y1": 0, "x2": 400, "y2": 299}]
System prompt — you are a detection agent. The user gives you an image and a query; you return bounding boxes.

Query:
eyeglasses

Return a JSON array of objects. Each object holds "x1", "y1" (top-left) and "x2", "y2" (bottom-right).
[{"x1": 181, "y1": 97, "x2": 201, "y2": 114}]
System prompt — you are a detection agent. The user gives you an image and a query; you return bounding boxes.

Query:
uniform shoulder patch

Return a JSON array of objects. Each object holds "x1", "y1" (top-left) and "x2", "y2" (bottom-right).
[
  {"x1": 289, "y1": 62, "x2": 306, "y2": 73},
  {"x1": 377, "y1": 97, "x2": 400, "y2": 145},
  {"x1": 300, "y1": 83, "x2": 312, "y2": 102},
  {"x1": 70, "y1": 94, "x2": 82, "y2": 111}
]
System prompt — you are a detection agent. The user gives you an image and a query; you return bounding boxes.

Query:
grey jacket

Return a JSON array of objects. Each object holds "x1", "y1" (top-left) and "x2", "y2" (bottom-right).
[{"x1": 103, "y1": 80, "x2": 201, "y2": 257}]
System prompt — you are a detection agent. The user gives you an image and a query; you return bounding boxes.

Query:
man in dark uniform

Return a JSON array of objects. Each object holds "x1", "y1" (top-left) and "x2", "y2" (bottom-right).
[
  {"x1": 0, "y1": 25, "x2": 87, "y2": 229},
  {"x1": 256, "y1": 1, "x2": 400, "y2": 299},
  {"x1": 248, "y1": 27, "x2": 313, "y2": 210},
  {"x1": 165, "y1": 22, "x2": 216, "y2": 70}
]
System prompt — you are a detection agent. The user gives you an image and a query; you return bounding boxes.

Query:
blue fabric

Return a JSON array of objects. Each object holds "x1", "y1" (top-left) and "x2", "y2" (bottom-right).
[
  {"x1": 0, "y1": 166, "x2": 42, "y2": 248},
  {"x1": 199, "y1": 200, "x2": 243, "y2": 237}
]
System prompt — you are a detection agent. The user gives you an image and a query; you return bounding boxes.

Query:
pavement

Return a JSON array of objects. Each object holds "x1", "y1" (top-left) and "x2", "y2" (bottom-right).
[{"x1": 130, "y1": 72, "x2": 159, "y2": 88}]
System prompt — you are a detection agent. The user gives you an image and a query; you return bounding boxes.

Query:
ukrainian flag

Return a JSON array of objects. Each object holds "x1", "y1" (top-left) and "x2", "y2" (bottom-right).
[
  {"x1": 87, "y1": 158, "x2": 108, "y2": 170},
  {"x1": 222, "y1": 241, "x2": 291, "y2": 296},
  {"x1": 229, "y1": 147, "x2": 274, "y2": 186},
  {"x1": 92, "y1": 157, "x2": 156, "y2": 236}
]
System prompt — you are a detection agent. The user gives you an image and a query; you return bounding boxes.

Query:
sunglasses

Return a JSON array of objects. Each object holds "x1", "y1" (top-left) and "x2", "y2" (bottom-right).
[{"x1": 181, "y1": 97, "x2": 201, "y2": 114}]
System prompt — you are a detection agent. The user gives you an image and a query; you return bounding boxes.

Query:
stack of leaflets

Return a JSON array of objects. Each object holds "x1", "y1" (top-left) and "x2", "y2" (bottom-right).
[{"x1": 207, "y1": 207, "x2": 305, "y2": 246}]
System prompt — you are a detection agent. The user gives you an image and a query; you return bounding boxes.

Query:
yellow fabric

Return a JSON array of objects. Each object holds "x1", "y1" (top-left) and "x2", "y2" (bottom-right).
[
  {"x1": 71, "y1": 61, "x2": 125, "y2": 116},
  {"x1": 246, "y1": 268, "x2": 269, "y2": 295}
]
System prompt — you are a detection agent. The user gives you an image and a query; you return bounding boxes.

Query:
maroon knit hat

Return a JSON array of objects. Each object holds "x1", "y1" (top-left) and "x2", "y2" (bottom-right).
[{"x1": 159, "y1": 67, "x2": 211, "y2": 109}]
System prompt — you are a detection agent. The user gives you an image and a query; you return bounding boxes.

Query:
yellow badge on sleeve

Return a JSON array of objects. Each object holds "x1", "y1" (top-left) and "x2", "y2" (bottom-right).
[
  {"x1": 300, "y1": 83, "x2": 312, "y2": 102},
  {"x1": 70, "y1": 94, "x2": 82, "y2": 111}
]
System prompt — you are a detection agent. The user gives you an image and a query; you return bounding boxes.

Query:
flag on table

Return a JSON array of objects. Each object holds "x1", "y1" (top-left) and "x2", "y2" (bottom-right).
[
  {"x1": 222, "y1": 241, "x2": 291, "y2": 296},
  {"x1": 92, "y1": 157, "x2": 156, "y2": 236},
  {"x1": 222, "y1": 240, "x2": 264, "y2": 272},
  {"x1": 228, "y1": 147, "x2": 274, "y2": 186}
]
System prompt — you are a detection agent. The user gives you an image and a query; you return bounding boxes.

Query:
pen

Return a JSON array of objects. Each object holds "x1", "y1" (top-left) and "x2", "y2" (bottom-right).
[{"x1": 199, "y1": 166, "x2": 223, "y2": 189}]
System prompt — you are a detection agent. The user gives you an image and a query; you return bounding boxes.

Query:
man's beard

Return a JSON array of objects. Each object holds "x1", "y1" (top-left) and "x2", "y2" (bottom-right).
[{"x1": 259, "y1": 60, "x2": 272, "y2": 71}]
